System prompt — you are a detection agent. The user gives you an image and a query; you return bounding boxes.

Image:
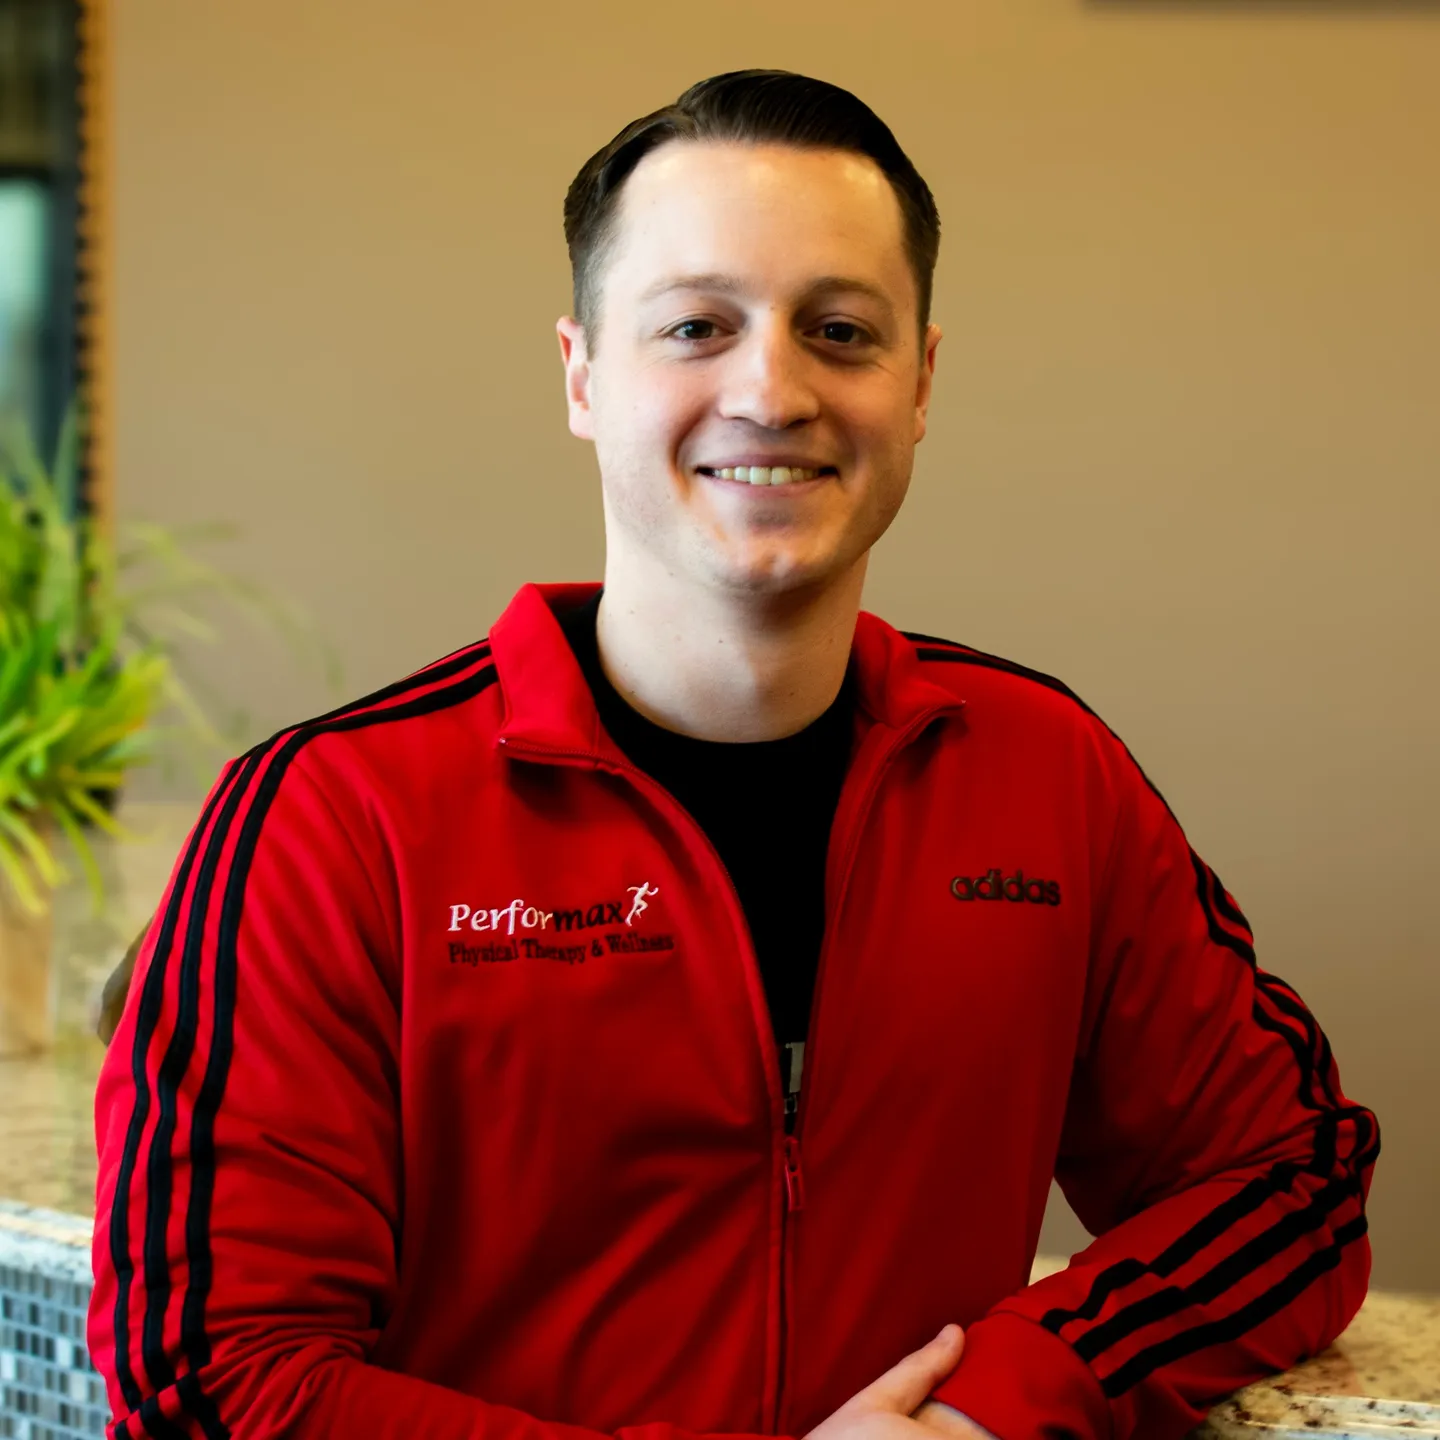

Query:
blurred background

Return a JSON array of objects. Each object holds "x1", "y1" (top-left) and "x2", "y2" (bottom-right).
[{"x1": 2, "y1": 0, "x2": 1436, "y2": 1290}]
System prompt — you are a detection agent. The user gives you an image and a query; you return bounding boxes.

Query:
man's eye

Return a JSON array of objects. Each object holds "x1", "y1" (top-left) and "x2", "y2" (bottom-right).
[
  {"x1": 819, "y1": 322, "x2": 868, "y2": 346},
  {"x1": 671, "y1": 320, "x2": 719, "y2": 342}
]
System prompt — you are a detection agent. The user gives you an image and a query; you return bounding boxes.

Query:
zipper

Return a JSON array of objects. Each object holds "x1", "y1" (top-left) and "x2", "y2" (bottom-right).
[
  {"x1": 770, "y1": 703, "x2": 956, "y2": 1431},
  {"x1": 783, "y1": 1135, "x2": 806, "y2": 1211},
  {"x1": 502, "y1": 734, "x2": 798, "y2": 1426},
  {"x1": 786, "y1": 706, "x2": 950, "y2": 1146},
  {"x1": 500, "y1": 707, "x2": 958, "y2": 1433}
]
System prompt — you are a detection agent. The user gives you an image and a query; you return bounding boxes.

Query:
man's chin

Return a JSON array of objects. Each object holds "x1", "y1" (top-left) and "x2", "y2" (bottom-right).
[{"x1": 703, "y1": 548, "x2": 854, "y2": 601}]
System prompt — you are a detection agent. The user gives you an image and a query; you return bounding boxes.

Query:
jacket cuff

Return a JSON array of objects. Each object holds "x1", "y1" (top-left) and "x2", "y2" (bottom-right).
[{"x1": 927, "y1": 1311, "x2": 1112, "y2": 1440}]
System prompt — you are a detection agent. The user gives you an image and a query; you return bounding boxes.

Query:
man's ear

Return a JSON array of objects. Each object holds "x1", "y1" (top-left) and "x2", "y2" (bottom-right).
[
  {"x1": 556, "y1": 316, "x2": 596, "y2": 442},
  {"x1": 914, "y1": 321, "x2": 942, "y2": 446}
]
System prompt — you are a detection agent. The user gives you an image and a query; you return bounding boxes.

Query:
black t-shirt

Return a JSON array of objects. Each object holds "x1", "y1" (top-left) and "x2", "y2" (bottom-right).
[{"x1": 556, "y1": 591, "x2": 855, "y2": 1130}]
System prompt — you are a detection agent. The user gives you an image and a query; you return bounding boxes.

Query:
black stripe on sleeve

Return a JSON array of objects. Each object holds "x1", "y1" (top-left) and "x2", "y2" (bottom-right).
[
  {"x1": 176, "y1": 664, "x2": 500, "y2": 1411},
  {"x1": 138, "y1": 735, "x2": 269, "y2": 1438},
  {"x1": 1038, "y1": 1164, "x2": 1301, "y2": 1333},
  {"x1": 1072, "y1": 1168, "x2": 1365, "y2": 1366},
  {"x1": 1192, "y1": 853, "x2": 1256, "y2": 966},
  {"x1": 115, "y1": 643, "x2": 493, "y2": 1434},
  {"x1": 109, "y1": 754, "x2": 247, "y2": 1427},
  {"x1": 136, "y1": 1391, "x2": 200, "y2": 1440},
  {"x1": 1035, "y1": 961, "x2": 1376, "y2": 1340},
  {"x1": 1098, "y1": 1215, "x2": 1370, "y2": 1399}
]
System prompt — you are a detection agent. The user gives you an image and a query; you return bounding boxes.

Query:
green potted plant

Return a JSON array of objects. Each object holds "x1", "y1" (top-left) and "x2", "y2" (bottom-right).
[{"x1": 0, "y1": 407, "x2": 335, "y2": 1055}]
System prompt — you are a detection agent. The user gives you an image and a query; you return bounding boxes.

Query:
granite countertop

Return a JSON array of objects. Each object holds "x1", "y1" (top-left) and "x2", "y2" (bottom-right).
[
  {"x1": 2, "y1": 801, "x2": 1437, "y2": 1437},
  {"x1": 1203, "y1": 1288, "x2": 1440, "y2": 1435}
]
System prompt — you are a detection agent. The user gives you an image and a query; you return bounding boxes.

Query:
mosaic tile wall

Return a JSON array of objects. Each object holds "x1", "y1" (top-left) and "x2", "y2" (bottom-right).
[{"x1": 0, "y1": 1203, "x2": 105, "y2": 1439}]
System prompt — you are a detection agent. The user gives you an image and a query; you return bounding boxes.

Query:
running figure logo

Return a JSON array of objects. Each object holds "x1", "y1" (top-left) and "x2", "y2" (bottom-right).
[{"x1": 625, "y1": 882, "x2": 659, "y2": 926}]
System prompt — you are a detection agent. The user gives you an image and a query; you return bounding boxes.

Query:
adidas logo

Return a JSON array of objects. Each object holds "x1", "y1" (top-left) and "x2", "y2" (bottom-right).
[{"x1": 951, "y1": 868, "x2": 1061, "y2": 906}]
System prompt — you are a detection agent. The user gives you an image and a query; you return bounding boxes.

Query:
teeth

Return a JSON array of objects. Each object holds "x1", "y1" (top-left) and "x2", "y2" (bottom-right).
[{"x1": 708, "y1": 466, "x2": 827, "y2": 485}]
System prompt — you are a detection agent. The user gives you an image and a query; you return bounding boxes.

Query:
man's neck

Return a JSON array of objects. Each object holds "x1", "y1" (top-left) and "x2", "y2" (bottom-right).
[{"x1": 593, "y1": 559, "x2": 866, "y2": 744}]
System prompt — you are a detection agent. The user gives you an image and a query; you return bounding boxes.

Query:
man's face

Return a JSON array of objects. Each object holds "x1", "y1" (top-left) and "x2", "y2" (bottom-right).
[{"x1": 557, "y1": 140, "x2": 942, "y2": 600}]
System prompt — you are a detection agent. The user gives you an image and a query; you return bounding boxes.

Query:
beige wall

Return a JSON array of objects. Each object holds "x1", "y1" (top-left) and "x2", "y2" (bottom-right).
[{"x1": 108, "y1": 2, "x2": 1438, "y2": 1290}]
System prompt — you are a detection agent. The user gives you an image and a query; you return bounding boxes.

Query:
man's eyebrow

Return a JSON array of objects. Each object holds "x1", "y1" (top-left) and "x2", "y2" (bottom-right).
[{"x1": 637, "y1": 272, "x2": 897, "y2": 320}]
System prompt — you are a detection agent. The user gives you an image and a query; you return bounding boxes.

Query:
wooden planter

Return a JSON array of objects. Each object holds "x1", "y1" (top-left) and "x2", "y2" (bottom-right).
[{"x1": 0, "y1": 881, "x2": 56, "y2": 1057}]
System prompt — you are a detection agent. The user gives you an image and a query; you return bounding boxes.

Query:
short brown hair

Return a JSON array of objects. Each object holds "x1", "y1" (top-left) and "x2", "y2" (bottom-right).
[{"x1": 563, "y1": 69, "x2": 941, "y2": 358}]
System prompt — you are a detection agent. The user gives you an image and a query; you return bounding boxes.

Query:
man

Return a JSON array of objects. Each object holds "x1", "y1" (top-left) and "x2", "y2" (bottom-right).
[{"x1": 90, "y1": 70, "x2": 1377, "y2": 1440}]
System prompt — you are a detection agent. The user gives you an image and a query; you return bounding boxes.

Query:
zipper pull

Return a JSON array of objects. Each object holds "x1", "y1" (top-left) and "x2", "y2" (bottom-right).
[{"x1": 783, "y1": 1135, "x2": 806, "y2": 1212}]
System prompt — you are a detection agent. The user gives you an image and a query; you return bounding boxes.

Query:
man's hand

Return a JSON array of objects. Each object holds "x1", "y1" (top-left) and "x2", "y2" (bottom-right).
[
  {"x1": 97, "y1": 918, "x2": 150, "y2": 1046},
  {"x1": 910, "y1": 1400, "x2": 999, "y2": 1440},
  {"x1": 803, "y1": 1325, "x2": 966, "y2": 1440}
]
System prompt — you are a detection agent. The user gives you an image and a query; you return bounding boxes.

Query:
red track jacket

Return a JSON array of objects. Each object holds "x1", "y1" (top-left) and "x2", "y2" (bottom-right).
[{"x1": 90, "y1": 581, "x2": 1377, "y2": 1440}]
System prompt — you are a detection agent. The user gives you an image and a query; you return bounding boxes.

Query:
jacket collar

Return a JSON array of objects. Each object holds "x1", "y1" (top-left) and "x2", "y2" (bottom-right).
[{"x1": 489, "y1": 581, "x2": 964, "y2": 760}]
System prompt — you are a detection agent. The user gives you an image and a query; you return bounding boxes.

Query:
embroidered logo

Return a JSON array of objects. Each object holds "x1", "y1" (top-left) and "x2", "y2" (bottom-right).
[
  {"x1": 445, "y1": 881, "x2": 674, "y2": 967},
  {"x1": 951, "y1": 868, "x2": 1061, "y2": 906},
  {"x1": 625, "y1": 882, "x2": 659, "y2": 926}
]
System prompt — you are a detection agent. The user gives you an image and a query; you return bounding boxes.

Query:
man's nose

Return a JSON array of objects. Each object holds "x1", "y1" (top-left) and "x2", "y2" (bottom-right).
[{"x1": 715, "y1": 324, "x2": 822, "y2": 431}]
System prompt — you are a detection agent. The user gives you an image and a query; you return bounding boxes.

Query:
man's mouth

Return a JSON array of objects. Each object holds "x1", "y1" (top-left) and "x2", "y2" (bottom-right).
[{"x1": 696, "y1": 465, "x2": 837, "y2": 487}]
